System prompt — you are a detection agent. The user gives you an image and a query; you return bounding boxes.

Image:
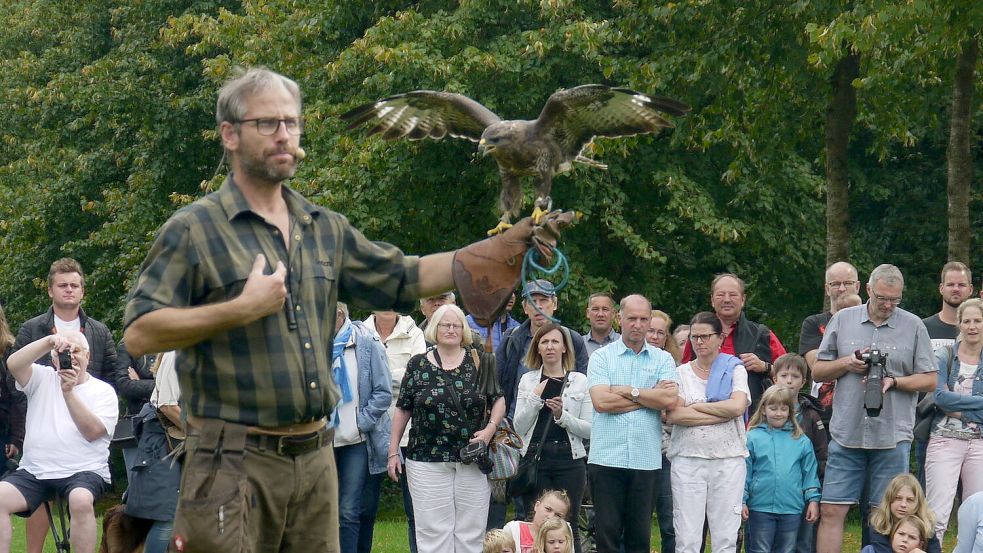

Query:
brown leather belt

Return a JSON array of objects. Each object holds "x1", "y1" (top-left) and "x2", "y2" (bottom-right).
[
  {"x1": 246, "y1": 426, "x2": 333, "y2": 456},
  {"x1": 187, "y1": 416, "x2": 331, "y2": 456}
]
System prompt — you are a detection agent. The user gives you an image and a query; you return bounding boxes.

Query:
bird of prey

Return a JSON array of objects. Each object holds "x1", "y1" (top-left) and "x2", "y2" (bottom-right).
[{"x1": 342, "y1": 84, "x2": 690, "y2": 234}]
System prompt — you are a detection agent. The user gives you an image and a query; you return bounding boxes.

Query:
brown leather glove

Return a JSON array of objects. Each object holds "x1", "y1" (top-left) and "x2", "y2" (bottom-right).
[{"x1": 453, "y1": 210, "x2": 576, "y2": 329}]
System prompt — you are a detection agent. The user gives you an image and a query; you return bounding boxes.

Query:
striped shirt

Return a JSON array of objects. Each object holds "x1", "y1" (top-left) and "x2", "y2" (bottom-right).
[
  {"x1": 587, "y1": 339, "x2": 679, "y2": 470},
  {"x1": 124, "y1": 176, "x2": 421, "y2": 427}
]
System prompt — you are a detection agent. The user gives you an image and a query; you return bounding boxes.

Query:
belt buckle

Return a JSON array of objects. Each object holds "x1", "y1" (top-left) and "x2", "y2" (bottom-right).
[
  {"x1": 276, "y1": 430, "x2": 323, "y2": 456},
  {"x1": 276, "y1": 435, "x2": 289, "y2": 456}
]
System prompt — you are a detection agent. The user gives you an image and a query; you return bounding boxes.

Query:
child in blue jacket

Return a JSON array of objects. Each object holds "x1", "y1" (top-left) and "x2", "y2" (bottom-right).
[{"x1": 742, "y1": 385, "x2": 821, "y2": 553}]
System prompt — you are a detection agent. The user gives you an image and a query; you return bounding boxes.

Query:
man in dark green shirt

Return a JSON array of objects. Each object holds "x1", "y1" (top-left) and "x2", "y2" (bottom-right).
[{"x1": 123, "y1": 67, "x2": 566, "y2": 552}]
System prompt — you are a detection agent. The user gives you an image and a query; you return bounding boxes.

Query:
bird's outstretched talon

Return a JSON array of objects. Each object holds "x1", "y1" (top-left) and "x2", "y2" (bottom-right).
[
  {"x1": 487, "y1": 221, "x2": 513, "y2": 236},
  {"x1": 531, "y1": 206, "x2": 549, "y2": 225}
]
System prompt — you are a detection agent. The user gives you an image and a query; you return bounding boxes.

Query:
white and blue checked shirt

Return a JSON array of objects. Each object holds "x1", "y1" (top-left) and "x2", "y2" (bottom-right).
[{"x1": 587, "y1": 339, "x2": 679, "y2": 471}]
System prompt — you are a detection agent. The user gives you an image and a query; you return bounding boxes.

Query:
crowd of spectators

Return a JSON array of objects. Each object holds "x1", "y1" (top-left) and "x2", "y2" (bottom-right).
[{"x1": 3, "y1": 253, "x2": 983, "y2": 553}]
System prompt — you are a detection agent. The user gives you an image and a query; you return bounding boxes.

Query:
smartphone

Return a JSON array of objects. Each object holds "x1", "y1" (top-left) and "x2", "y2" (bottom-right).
[{"x1": 540, "y1": 377, "x2": 563, "y2": 400}]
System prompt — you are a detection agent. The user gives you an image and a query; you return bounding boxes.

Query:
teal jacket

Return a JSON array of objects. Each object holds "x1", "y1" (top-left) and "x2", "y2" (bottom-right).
[{"x1": 744, "y1": 422, "x2": 821, "y2": 515}]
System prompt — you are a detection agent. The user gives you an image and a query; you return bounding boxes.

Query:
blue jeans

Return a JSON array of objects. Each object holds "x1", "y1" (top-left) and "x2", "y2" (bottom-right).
[
  {"x1": 746, "y1": 511, "x2": 799, "y2": 553},
  {"x1": 399, "y1": 447, "x2": 418, "y2": 553},
  {"x1": 358, "y1": 473, "x2": 383, "y2": 553},
  {"x1": 144, "y1": 520, "x2": 173, "y2": 553},
  {"x1": 654, "y1": 455, "x2": 675, "y2": 553},
  {"x1": 794, "y1": 515, "x2": 815, "y2": 553},
  {"x1": 821, "y1": 440, "x2": 911, "y2": 508},
  {"x1": 335, "y1": 444, "x2": 371, "y2": 553}
]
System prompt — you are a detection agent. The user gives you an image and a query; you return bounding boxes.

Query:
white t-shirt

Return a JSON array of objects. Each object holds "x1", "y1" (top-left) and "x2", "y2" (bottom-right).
[
  {"x1": 17, "y1": 365, "x2": 118, "y2": 481},
  {"x1": 53, "y1": 315, "x2": 81, "y2": 334},
  {"x1": 668, "y1": 361, "x2": 751, "y2": 460}
]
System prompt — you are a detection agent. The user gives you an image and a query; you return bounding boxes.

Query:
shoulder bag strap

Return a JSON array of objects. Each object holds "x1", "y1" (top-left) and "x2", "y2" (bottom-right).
[
  {"x1": 433, "y1": 350, "x2": 468, "y2": 419},
  {"x1": 530, "y1": 372, "x2": 568, "y2": 461}
]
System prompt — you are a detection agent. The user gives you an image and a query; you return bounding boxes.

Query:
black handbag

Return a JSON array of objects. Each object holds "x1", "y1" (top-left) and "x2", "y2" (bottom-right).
[{"x1": 111, "y1": 414, "x2": 137, "y2": 448}]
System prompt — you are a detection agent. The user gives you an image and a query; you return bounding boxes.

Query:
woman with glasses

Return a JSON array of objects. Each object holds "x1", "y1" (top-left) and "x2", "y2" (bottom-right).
[
  {"x1": 513, "y1": 323, "x2": 592, "y2": 552},
  {"x1": 667, "y1": 311, "x2": 751, "y2": 553},
  {"x1": 388, "y1": 304, "x2": 506, "y2": 553}
]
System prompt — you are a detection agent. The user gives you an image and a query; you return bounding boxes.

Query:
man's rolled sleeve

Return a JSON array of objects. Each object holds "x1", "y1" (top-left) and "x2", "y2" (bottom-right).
[{"x1": 124, "y1": 217, "x2": 195, "y2": 328}]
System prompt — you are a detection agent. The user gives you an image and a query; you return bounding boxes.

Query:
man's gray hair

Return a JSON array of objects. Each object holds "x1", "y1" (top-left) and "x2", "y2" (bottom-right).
[
  {"x1": 868, "y1": 264, "x2": 904, "y2": 287},
  {"x1": 216, "y1": 67, "x2": 302, "y2": 126},
  {"x1": 336, "y1": 302, "x2": 349, "y2": 320}
]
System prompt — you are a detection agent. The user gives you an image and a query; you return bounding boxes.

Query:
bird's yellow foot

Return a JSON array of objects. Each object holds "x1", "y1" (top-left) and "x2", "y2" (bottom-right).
[
  {"x1": 487, "y1": 221, "x2": 513, "y2": 236},
  {"x1": 531, "y1": 206, "x2": 547, "y2": 225}
]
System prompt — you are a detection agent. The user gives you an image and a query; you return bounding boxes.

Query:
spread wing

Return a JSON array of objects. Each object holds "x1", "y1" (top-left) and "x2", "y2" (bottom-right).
[
  {"x1": 533, "y1": 84, "x2": 691, "y2": 160},
  {"x1": 341, "y1": 91, "x2": 501, "y2": 142}
]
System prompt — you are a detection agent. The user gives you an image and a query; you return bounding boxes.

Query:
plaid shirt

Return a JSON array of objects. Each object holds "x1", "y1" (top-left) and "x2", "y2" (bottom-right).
[
  {"x1": 124, "y1": 176, "x2": 421, "y2": 427},
  {"x1": 587, "y1": 339, "x2": 679, "y2": 471}
]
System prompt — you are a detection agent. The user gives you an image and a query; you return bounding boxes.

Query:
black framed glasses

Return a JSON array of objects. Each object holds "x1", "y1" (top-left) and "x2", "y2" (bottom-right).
[{"x1": 235, "y1": 117, "x2": 305, "y2": 136}]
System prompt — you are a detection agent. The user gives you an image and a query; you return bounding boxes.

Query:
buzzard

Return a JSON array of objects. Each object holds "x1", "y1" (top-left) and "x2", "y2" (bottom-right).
[{"x1": 342, "y1": 84, "x2": 690, "y2": 234}]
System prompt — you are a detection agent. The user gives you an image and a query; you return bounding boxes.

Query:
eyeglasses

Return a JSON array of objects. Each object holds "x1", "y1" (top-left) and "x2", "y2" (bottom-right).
[
  {"x1": 437, "y1": 323, "x2": 463, "y2": 331},
  {"x1": 826, "y1": 280, "x2": 857, "y2": 289},
  {"x1": 690, "y1": 333, "x2": 718, "y2": 343},
  {"x1": 235, "y1": 117, "x2": 305, "y2": 136},
  {"x1": 647, "y1": 329, "x2": 667, "y2": 337},
  {"x1": 872, "y1": 293, "x2": 903, "y2": 305}
]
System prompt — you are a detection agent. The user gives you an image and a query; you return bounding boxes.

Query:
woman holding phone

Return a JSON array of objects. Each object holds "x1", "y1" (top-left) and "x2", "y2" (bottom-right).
[{"x1": 514, "y1": 324, "x2": 592, "y2": 552}]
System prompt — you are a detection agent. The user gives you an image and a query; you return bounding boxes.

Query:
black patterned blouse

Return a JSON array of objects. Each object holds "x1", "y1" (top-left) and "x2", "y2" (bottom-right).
[{"x1": 397, "y1": 351, "x2": 501, "y2": 462}]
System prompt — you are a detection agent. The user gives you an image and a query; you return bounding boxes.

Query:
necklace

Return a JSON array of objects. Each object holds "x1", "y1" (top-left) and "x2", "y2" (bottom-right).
[{"x1": 692, "y1": 359, "x2": 711, "y2": 373}]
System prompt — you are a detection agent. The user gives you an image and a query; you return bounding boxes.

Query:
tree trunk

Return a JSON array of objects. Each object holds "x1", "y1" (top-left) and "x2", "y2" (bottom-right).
[
  {"x1": 946, "y1": 38, "x2": 978, "y2": 263},
  {"x1": 824, "y1": 52, "x2": 860, "y2": 270}
]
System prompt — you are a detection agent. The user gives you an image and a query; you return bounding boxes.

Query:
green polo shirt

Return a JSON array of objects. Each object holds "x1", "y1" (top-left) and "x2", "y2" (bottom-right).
[{"x1": 124, "y1": 175, "x2": 421, "y2": 426}]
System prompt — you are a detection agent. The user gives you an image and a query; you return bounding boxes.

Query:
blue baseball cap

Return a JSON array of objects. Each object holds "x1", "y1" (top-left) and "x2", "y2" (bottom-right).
[{"x1": 524, "y1": 279, "x2": 556, "y2": 298}]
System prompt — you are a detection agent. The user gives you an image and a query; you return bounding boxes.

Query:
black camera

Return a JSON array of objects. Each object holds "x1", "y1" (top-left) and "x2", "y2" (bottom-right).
[
  {"x1": 57, "y1": 349, "x2": 72, "y2": 371},
  {"x1": 459, "y1": 441, "x2": 493, "y2": 474},
  {"x1": 855, "y1": 349, "x2": 889, "y2": 417}
]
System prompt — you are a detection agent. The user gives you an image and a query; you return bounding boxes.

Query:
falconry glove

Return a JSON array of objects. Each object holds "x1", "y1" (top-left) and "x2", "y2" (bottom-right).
[{"x1": 453, "y1": 210, "x2": 576, "y2": 329}]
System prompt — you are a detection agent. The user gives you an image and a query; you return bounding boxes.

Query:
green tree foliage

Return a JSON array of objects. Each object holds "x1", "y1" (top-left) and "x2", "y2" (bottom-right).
[{"x1": 0, "y1": 1, "x2": 979, "y2": 349}]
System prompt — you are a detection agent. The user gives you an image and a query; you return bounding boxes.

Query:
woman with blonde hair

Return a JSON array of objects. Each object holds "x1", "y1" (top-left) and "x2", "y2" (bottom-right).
[
  {"x1": 925, "y1": 297, "x2": 983, "y2": 543},
  {"x1": 389, "y1": 303, "x2": 506, "y2": 553},
  {"x1": 648, "y1": 310, "x2": 681, "y2": 365}
]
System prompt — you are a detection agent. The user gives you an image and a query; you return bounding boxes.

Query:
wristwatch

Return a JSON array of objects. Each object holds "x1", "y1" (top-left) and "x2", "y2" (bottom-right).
[{"x1": 630, "y1": 387, "x2": 640, "y2": 403}]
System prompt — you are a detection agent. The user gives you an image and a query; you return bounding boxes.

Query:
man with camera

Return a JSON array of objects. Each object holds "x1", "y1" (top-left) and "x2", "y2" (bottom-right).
[
  {"x1": 0, "y1": 331, "x2": 118, "y2": 553},
  {"x1": 813, "y1": 264, "x2": 936, "y2": 553}
]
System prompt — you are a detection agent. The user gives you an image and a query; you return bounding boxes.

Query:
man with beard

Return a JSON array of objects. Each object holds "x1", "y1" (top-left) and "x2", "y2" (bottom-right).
[
  {"x1": 923, "y1": 261, "x2": 973, "y2": 350},
  {"x1": 122, "y1": 67, "x2": 571, "y2": 552}
]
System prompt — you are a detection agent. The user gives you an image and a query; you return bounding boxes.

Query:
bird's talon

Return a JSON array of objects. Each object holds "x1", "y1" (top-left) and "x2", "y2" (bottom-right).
[
  {"x1": 531, "y1": 206, "x2": 547, "y2": 225},
  {"x1": 487, "y1": 221, "x2": 513, "y2": 236}
]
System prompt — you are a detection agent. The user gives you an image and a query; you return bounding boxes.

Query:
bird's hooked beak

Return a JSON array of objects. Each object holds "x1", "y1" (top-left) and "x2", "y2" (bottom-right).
[{"x1": 478, "y1": 138, "x2": 494, "y2": 156}]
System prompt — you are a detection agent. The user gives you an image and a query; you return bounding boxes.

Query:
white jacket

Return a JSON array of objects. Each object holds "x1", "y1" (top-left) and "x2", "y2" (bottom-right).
[
  {"x1": 514, "y1": 369, "x2": 592, "y2": 459},
  {"x1": 364, "y1": 314, "x2": 427, "y2": 447}
]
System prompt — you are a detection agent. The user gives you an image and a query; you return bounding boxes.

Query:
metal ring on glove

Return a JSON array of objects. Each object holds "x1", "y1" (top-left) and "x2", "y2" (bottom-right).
[{"x1": 521, "y1": 247, "x2": 570, "y2": 325}]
